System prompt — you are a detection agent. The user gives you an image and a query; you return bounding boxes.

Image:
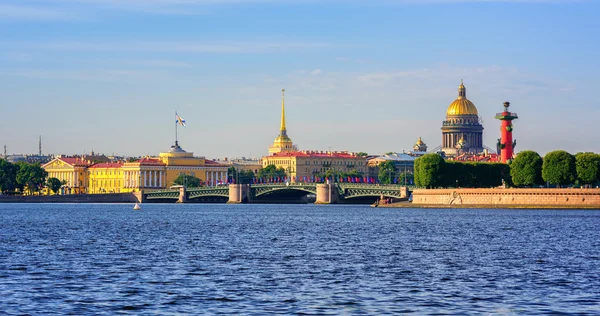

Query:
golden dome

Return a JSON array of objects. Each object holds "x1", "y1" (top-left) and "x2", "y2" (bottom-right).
[
  {"x1": 446, "y1": 81, "x2": 478, "y2": 116},
  {"x1": 274, "y1": 135, "x2": 292, "y2": 143},
  {"x1": 415, "y1": 137, "x2": 424, "y2": 145}
]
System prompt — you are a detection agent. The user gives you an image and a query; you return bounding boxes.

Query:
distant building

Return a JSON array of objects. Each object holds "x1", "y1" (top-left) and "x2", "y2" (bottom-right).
[
  {"x1": 367, "y1": 152, "x2": 416, "y2": 177},
  {"x1": 218, "y1": 157, "x2": 262, "y2": 176},
  {"x1": 6, "y1": 154, "x2": 53, "y2": 164}
]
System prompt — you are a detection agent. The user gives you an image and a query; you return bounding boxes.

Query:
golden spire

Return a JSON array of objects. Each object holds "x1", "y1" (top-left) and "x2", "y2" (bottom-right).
[
  {"x1": 458, "y1": 80, "x2": 466, "y2": 99},
  {"x1": 280, "y1": 88, "x2": 286, "y2": 132}
]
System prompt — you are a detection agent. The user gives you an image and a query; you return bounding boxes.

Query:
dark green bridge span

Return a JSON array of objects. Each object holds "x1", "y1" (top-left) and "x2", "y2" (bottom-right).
[{"x1": 144, "y1": 183, "x2": 412, "y2": 204}]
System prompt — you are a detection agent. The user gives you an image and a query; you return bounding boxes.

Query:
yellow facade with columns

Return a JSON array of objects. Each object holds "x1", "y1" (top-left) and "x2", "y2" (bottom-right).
[
  {"x1": 43, "y1": 143, "x2": 229, "y2": 194},
  {"x1": 42, "y1": 157, "x2": 92, "y2": 194}
]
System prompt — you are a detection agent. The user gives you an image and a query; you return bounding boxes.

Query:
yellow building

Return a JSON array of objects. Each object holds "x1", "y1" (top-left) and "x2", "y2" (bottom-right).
[
  {"x1": 262, "y1": 150, "x2": 367, "y2": 182},
  {"x1": 262, "y1": 88, "x2": 367, "y2": 182},
  {"x1": 268, "y1": 89, "x2": 297, "y2": 155},
  {"x1": 101, "y1": 143, "x2": 229, "y2": 192},
  {"x1": 88, "y1": 162, "x2": 125, "y2": 194},
  {"x1": 42, "y1": 156, "x2": 94, "y2": 194},
  {"x1": 43, "y1": 142, "x2": 229, "y2": 194}
]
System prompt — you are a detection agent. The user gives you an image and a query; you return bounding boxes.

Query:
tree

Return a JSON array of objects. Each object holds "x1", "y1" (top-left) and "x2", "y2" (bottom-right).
[
  {"x1": 510, "y1": 150, "x2": 543, "y2": 187},
  {"x1": 413, "y1": 157, "x2": 422, "y2": 186},
  {"x1": 47, "y1": 177, "x2": 62, "y2": 195},
  {"x1": 15, "y1": 162, "x2": 48, "y2": 195},
  {"x1": 173, "y1": 173, "x2": 201, "y2": 187},
  {"x1": 228, "y1": 167, "x2": 255, "y2": 184},
  {"x1": 0, "y1": 159, "x2": 17, "y2": 194},
  {"x1": 414, "y1": 153, "x2": 445, "y2": 188},
  {"x1": 257, "y1": 165, "x2": 287, "y2": 180},
  {"x1": 378, "y1": 160, "x2": 397, "y2": 184},
  {"x1": 575, "y1": 152, "x2": 600, "y2": 186},
  {"x1": 385, "y1": 152, "x2": 395, "y2": 155},
  {"x1": 542, "y1": 150, "x2": 576, "y2": 186},
  {"x1": 398, "y1": 171, "x2": 414, "y2": 185},
  {"x1": 356, "y1": 152, "x2": 368, "y2": 157}
]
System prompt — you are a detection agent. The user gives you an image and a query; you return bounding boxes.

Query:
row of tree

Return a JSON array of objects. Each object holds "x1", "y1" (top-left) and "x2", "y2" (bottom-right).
[
  {"x1": 413, "y1": 150, "x2": 600, "y2": 188},
  {"x1": 0, "y1": 159, "x2": 58, "y2": 195},
  {"x1": 413, "y1": 154, "x2": 510, "y2": 188},
  {"x1": 510, "y1": 150, "x2": 600, "y2": 187}
]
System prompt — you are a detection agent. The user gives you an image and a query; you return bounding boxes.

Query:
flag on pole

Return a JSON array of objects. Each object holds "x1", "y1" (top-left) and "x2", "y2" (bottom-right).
[{"x1": 176, "y1": 112, "x2": 186, "y2": 127}]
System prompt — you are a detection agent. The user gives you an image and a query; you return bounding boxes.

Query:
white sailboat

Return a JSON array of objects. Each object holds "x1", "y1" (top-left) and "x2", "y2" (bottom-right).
[{"x1": 133, "y1": 203, "x2": 141, "y2": 210}]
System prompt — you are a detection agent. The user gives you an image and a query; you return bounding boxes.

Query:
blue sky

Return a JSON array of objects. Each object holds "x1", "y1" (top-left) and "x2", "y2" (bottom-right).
[{"x1": 1, "y1": 0, "x2": 599, "y2": 159}]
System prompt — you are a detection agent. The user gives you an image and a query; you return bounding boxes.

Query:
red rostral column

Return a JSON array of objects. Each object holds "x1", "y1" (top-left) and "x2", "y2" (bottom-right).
[{"x1": 495, "y1": 102, "x2": 518, "y2": 163}]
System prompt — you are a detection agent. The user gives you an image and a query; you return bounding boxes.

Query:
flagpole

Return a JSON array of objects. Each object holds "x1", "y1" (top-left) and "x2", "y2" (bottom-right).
[{"x1": 175, "y1": 111, "x2": 178, "y2": 146}]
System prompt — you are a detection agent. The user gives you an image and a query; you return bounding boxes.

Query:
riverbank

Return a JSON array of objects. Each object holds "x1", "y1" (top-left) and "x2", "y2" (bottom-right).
[
  {"x1": 375, "y1": 201, "x2": 600, "y2": 209},
  {"x1": 0, "y1": 192, "x2": 142, "y2": 203}
]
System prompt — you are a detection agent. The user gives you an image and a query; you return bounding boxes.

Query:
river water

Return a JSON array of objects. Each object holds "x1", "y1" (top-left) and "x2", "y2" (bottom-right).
[{"x1": 1, "y1": 203, "x2": 599, "y2": 314}]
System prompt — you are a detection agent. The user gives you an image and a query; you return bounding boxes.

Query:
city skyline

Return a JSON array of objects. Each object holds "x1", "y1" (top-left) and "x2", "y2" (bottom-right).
[{"x1": 2, "y1": 0, "x2": 599, "y2": 158}]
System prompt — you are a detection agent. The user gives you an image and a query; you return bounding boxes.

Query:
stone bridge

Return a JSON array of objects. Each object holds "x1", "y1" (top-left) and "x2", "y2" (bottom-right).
[{"x1": 143, "y1": 183, "x2": 411, "y2": 204}]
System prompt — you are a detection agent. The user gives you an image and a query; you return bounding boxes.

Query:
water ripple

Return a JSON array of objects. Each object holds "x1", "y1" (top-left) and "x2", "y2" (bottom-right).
[{"x1": 1, "y1": 204, "x2": 599, "y2": 314}]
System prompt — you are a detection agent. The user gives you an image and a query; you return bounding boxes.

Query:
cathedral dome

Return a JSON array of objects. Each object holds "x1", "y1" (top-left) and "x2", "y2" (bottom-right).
[{"x1": 446, "y1": 81, "x2": 478, "y2": 116}]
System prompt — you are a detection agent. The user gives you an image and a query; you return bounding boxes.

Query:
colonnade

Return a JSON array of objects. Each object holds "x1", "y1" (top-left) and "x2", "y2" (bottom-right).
[
  {"x1": 205, "y1": 171, "x2": 227, "y2": 186},
  {"x1": 48, "y1": 171, "x2": 80, "y2": 187},
  {"x1": 124, "y1": 170, "x2": 165, "y2": 188}
]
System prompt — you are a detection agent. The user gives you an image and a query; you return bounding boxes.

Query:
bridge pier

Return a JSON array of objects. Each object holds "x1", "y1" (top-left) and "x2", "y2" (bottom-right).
[
  {"x1": 228, "y1": 184, "x2": 251, "y2": 203},
  {"x1": 315, "y1": 183, "x2": 339, "y2": 204},
  {"x1": 177, "y1": 186, "x2": 187, "y2": 203}
]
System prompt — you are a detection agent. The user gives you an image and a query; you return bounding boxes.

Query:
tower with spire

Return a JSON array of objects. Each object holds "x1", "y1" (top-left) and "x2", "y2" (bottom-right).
[{"x1": 269, "y1": 89, "x2": 296, "y2": 155}]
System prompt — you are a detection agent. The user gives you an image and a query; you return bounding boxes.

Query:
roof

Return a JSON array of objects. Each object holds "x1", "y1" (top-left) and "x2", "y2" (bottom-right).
[
  {"x1": 451, "y1": 153, "x2": 501, "y2": 163},
  {"x1": 89, "y1": 162, "x2": 125, "y2": 169},
  {"x1": 137, "y1": 157, "x2": 165, "y2": 165},
  {"x1": 205, "y1": 160, "x2": 228, "y2": 167},
  {"x1": 57, "y1": 157, "x2": 95, "y2": 167},
  {"x1": 369, "y1": 153, "x2": 416, "y2": 162},
  {"x1": 268, "y1": 150, "x2": 364, "y2": 159}
]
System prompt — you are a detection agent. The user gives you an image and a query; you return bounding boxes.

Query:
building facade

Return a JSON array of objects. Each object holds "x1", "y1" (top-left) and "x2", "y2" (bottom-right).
[
  {"x1": 441, "y1": 81, "x2": 484, "y2": 157},
  {"x1": 43, "y1": 157, "x2": 94, "y2": 194},
  {"x1": 262, "y1": 151, "x2": 368, "y2": 182},
  {"x1": 42, "y1": 142, "x2": 228, "y2": 194}
]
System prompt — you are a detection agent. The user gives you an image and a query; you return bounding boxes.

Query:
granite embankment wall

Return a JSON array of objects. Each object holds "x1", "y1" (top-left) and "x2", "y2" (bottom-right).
[
  {"x1": 0, "y1": 192, "x2": 142, "y2": 203},
  {"x1": 411, "y1": 188, "x2": 600, "y2": 206}
]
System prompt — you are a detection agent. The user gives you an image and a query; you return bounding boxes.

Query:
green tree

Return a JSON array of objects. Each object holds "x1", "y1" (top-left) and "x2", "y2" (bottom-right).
[
  {"x1": 356, "y1": 152, "x2": 368, "y2": 157},
  {"x1": 575, "y1": 152, "x2": 600, "y2": 186},
  {"x1": 414, "y1": 153, "x2": 445, "y2": 188},
  {"x1": 16, "y1": 162, "x2": 48, "y2": 195},
  {"x1": 385, "y1": 152, "x2": 395, "y2": 155},
  {"x1": 510, "y1": 150, "x2": 543, "y2": 187},
  {"x1": 0, "y1": 159, "x2": 18, "y2": 193},
  {"x1": 173, "y1": 173, "x2": 201, "y2": 187},
  {"x1": 413, "y1": 157, "x2": 422, "y2": 186},
  {"x1": 398, "y1": 171, "x2": 414, "y2": 185},
  {"x1": 257, "y1": 165, "x2": 287, "y2": 181},
  {"x1": 378, "y1": 160, "x2": 397, "y2": 184},
  {"x1": 47, "y1": 177, "x2": 62, "y2": 195},
  {"x1": 228, "y1": 167, "x2": 255, "y2": 184},
  {"x1": 542, "y1": 150, "x2": 576, "y2": 186}
]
